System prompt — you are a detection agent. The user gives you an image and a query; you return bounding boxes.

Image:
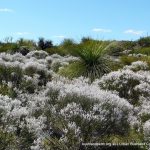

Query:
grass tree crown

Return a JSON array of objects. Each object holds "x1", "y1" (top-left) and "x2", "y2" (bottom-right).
[{"x1": 74, "y1": 41, "x2": 111, "y2": 81}]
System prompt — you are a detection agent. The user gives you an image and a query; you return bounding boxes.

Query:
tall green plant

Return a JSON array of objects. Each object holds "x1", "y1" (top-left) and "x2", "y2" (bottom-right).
[{"x1": 60, "y1": 41, "x2": 111, "y2": 81}]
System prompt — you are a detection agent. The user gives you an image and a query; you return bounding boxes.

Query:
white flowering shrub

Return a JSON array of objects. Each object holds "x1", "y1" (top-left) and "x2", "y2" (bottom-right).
[
  {"x1": 26, "y1": 50, "x2": 48, "y2": 59},
  {"x1": 128, "y1": 53, "x2": 147, "y2": 57},
  {"x1": 46, "y1": 77, "x2": 134, "y2": 142},
  {"x1": 0, "y1": 50, "x2": 149, "y2": 149},
  {"x1": 98, "y1": 62, "x2": 150, "y2": 144},
  {"x1": 123, "y1": 61, "x2": 148, "y2": 71},
  {"x1": 47, "y1": 54, "x2": 79, "y2": 72},
  {"x1": 98, "y1": 62, "x2": 150, "y2": 106},
  {"x1": 143, "y1": 119, "x2": 150, "y2": 145}
]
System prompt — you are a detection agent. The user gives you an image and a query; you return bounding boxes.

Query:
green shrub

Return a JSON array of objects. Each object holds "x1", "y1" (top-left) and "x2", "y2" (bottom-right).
[
  {"x1": 120, "y1": 55, "x2": 150, "y2": 69},
  {"x1": 0, "y1": 84, "x2": 17, "y2": 98},
  {"x1": 138, "y1": 36, "x2": 150, "y2": 47},
  {"x1": 58, "y1": 61, "x2": 85, "y2": 79},
  {"x1": 20, "y1": 80, "x2": 36, "y2": 93},
  {"x1": 120, "y1": 56, "x2": 140, "y2": 65},
  {"x1": 140, "y1": 114, "x2": 150, "y2": 123},
  {"x1": 0, "y1": 43, "x2": 19, "y2": 53},
  {"x1": 51, "y1": 61, "x2": 62, "y2": 72},
  {"x1": 106, "y1": 41, "x2": 135, "y2": 56},
  {"x1": 16, "y1": 39, "x2": 37, "y2": 55},
  {"x1": 24, "y1": 66, "x2": 37, "y2": 77},
  {"x1": 0, "y1": 65, "x2": 23, "y2": 87},
  {"x1": 17, "y1": 38, "x2": 36, "y2": 48},
  {"x1": 0, "y1": 129, "x2": 17, "y2": 150},
  {"x1": 122, "y1": 41, "x2": 136, "y2": 50},
  {"x1": 45, "y1": 38, "x2": 79, "y2": 56},
  {"x1": 109, "y1": 61, "x2": 124, "y2": 71},
  {"x1": 37, "y1": 70, "x2": 51, "y2": 86},
  {"x1": 45, "y1": 46, "x2": 68, "y2": 56},
  {"x1": 106, "y1": 41, "x2": 124, "y2": 56},
  {"x1": 15, "y1": 127, "x2": 36, "y2": 150},
  {"x1": 134, "y1": 47, "x2": 150, "y2": 56},
  {"x1": 58, "y1": 38, "x2": 80, "y2": 56}
]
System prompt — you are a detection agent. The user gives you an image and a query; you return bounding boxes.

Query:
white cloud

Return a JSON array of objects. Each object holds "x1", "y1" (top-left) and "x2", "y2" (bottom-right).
[
  {"x1": 124, "y1": 29, "x2": 144, "y2": 35},
  {"x1": 53, "y1": 35, "x2": 65, "y2": 38},
  {"x1": 92, "y1": 28, "x2": 112, "y2": 33},
  {"x1": 16, "y1": 32, "x2": 31, "y2": 35},
  {"x1": 0, "y1": 8, "x2": 14, "y2": 12}
]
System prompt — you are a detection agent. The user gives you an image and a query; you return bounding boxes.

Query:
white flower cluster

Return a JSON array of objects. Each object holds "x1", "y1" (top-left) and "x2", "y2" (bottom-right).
[
  {"x1": 143, "y1": 120, "x2": 150, "y2": 139},
  {"x1": 46, "y1": 54, "x2": 79, "y2": 71},
  {"x1": 0, "y1": 50, "x2": 79, "y2": 77},
  {"x1": 47, "y1": 77, "x2": 133, "y2": 124},
  {"x1": 26, "y1": 50, "x2": 48, "y2": 59},
  {"x1": 97, "y1": 61, "x2": 150, "y2": 139},
  {"x1": 123, "y1": 61, "x2": 148, "y2": 71},
  {"x1": 128, "y1": 53, "x2": 147, "y2": 57},
  {"x1": 60, "y1": 102, "x2": 83, "y2": 119},
  {"x1": 0, "y1": 49, "x2": 150, "y2": 148},
  {"x1": 26, "y1": 116, "x2": 47, "y2": 136}
]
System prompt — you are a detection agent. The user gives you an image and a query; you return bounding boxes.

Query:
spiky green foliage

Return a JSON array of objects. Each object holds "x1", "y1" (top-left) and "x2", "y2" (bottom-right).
[{"x1": 60, "y1": 41, "x2": 111, "y2": 81}]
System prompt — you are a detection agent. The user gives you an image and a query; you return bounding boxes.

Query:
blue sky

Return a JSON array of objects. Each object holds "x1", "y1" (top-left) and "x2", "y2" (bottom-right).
[{"x1": 0, "y1": 0, "x2": 150, "y2": 44}]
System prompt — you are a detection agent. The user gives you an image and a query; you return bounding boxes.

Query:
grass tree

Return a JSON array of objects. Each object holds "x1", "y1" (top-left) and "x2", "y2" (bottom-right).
[{"x1": 59, "y1": 41, "x2": 111, "y2": 82}]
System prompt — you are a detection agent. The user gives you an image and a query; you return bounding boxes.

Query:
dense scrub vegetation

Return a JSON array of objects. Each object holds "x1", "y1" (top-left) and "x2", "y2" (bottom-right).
[{"x1": 0, "y1": 36, "x2": 150, "y2": 149}]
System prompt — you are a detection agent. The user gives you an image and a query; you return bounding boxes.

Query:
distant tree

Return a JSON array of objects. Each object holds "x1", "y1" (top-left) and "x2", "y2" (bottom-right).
[
  {"x1": 38, "y1": 38, "x2": 53, "y2": 50},
  {"x1": 81, "y1": 36, "x2": 93, "y2": 43},
  {"x1": 44, "y1": 40, "x2": 53, "y2": 49},
  {"x1": 38, "y1": 38, "x2": 45, "y2": 50},
  {"x1": 60, "y1": 38, "x2": 75, "y2": 47}
]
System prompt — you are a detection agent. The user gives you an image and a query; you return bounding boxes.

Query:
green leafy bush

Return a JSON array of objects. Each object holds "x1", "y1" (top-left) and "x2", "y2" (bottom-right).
[
  {"x1": 106, "y1": 41, "x2": 124, "y2": 56},
  {"x1": 106, "y1": 41, "x2": 136, "y2": 56},
  {"x1": 58, "y1": 61, "x2": 85, "y2": 79},
  {"x1": 0, "y1": 83, "x2": 16, "y2": 98},
  {"x1": 134, "y1": 47, "x2": 150, "y2": 56},
  {"x1": 120, "y1": 56, "x2": 141, "y2": 65},
  {"x1": 0, "y1": 129, "x2": 17, "y2": 150},
  {"x1": 0, "y1": 65, "x2": 23, "y2": 86},
  {"x1": 120, "y1": 55, "x2": 150, "y2": 69},
  {"x1": 17, "y1": 38, "x2": 36, "y2": 48},
  {"x1": 58, "y1": 38, "x2": 79, "y2": 56},
  {"x1": 45, "y1": 46, "x2": 68, "y2": 56},
  {"x1": 0, "y1": 43, "x2": 19, "y2": 53}
]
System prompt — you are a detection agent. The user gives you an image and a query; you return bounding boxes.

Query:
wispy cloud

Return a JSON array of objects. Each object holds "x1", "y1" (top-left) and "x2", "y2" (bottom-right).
[
  {"x1": 53, "y1": 35, "x2": 65, "y2": 39},
  {"x1": 92, "y1": 28, "x2": 112, "y2": 33},
  {"x1": 124, "y1": 29, "x2": 144, "y2": 35},
  {"x1": 16, "y1": 32, "x2": 31, "y2": 35},
  {"x1": 0, "y1": 8, "x2": 14, "y2": 12}
]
